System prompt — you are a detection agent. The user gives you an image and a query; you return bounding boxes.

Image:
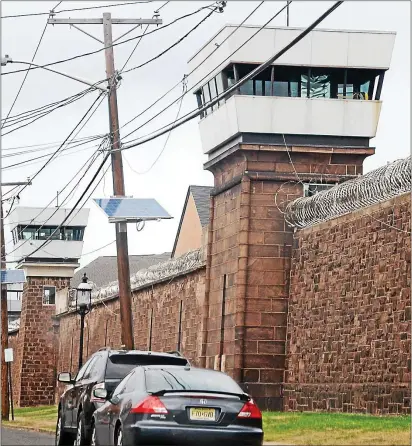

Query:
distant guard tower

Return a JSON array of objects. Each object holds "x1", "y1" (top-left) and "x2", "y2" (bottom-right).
[
  {"x1": 7, "y1": 207, "x2": 89, "y2": 406},
  {"x1": 189, "y1": 25, "x2": 395, "y2": 409}
]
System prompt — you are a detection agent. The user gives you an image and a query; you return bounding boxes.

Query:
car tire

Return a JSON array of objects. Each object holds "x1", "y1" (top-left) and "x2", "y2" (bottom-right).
[
  {"x1": 74, "y1": 411, "x2": 88, "y2": 446},
  {"x1": 55, "y1": 409, "x2": 74, "y2": 446},
  {"x1": 115, "y1": 426, "x2": 123, "y2": 446}
]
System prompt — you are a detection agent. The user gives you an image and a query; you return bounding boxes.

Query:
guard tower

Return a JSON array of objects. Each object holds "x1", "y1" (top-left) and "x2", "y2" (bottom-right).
[
  {"x1": 189, "y1": 25, "x2": 395, "y2": 410},
  {"x1": 7, "y1": 207, "x2": 89, "y2": 406}
]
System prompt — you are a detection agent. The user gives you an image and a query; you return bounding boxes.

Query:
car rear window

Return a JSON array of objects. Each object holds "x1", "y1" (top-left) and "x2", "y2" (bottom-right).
[
  {"x1": 145, "y1": 368, "x2": 243, "y2": 395},
  {"x1": 105, "y1": 354, "x2": 188, "y2": 379}
]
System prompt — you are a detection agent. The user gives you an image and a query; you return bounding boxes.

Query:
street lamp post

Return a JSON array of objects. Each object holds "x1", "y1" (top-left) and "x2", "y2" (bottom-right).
[{"x1": 75, "y1": 273, "x2": 92, "y2": 370}]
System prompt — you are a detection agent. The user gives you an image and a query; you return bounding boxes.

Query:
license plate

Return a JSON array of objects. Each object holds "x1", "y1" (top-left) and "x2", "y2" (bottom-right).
[{"x1": 189, "y1": 407, "x2": 216, "y2": 421}]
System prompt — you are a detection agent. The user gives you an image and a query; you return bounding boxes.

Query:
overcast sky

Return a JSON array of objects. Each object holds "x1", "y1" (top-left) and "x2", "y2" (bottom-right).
[{"x1": 1, "y1": 1, "x2": 410, "y2": 269}]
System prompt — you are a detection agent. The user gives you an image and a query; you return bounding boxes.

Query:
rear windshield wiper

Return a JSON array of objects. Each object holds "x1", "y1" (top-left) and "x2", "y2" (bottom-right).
[{"x1": 150, "y1": 389, "x2": 249, "y2": 401}]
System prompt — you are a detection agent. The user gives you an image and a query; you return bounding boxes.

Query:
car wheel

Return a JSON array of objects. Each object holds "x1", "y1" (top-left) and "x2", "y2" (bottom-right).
[
  {"x1": 74, "y1": 411, "x2": 88, "y2": 446},
  {"x1": 55, "y1": 409, "x2": 74, "y2": 446},
  {"x1": 115, "y1": 426, "x2": 123, "y2": 446}
]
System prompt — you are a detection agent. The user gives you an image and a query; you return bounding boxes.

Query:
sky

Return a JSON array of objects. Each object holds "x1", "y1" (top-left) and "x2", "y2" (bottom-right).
[{"x1": 1, "y1": 1, "x2": 410, "y2": 269}]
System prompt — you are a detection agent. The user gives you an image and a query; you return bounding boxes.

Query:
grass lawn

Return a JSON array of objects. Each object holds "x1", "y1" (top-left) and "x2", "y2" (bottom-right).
[
  {"x1": 2, "y1": 405, "x2": 57, "y2": 434},
  {"x1": 263, "y1": 411, "x2": 411, "y2": 445},
  {"x1": 2, "y1": 406, "x2": 411, "y2": 445}
]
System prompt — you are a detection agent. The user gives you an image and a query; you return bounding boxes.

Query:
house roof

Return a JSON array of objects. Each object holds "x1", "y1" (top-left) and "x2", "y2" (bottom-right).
[
  {"x1": 71, "y1": 253, "x2": 171, "y2": 288},
  {"x1": 171, "y1": 185, "x2": 212, "y2": 257},
  {"x1": 190, "y1": 185, "x2": 212, "y2": 227}
]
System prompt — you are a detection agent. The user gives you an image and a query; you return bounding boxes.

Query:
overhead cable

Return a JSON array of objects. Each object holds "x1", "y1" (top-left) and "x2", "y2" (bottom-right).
[
  {"x1": 119, "y1": 1, "x2": 344, "y2": 152},
  {"x1": 1, "y1": 3, "x2": 220, "y2": 76},
  {"x1": 120, "y1": 1, "x2": 287, "y2": 142},
  {"x1": 17, "y1": 91, "x2": 106, "y2": 195},
  {"x1": 1, "y1": 1, "x2": 153, "y2": 19},
  {"x1": 1, "y1": 2, "x2": 56, "y2": 129}
]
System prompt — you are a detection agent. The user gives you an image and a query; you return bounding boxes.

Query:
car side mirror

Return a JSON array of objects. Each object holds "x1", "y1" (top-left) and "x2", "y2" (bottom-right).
[
  {"x1": 93, "y1": 388, "x2": 108, "y2": 400},
  {"x1": 58, "y1": 372, "x2": 73, "y2": 384}
]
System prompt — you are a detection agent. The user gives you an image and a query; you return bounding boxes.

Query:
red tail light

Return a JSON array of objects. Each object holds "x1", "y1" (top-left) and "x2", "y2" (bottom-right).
[
  {"x1": 131, "y1": 396, "x2": 168, "y2": 414},
  {"x1": 237, "y1": 399, "x2": 262, "y2": 419}
]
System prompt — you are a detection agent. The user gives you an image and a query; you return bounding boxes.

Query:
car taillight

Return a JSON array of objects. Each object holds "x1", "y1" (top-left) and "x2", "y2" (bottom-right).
[
  {"x1": 237, "y1": 399, "x2": 262, "y2": 419},
  {"x1": 131, "y1": 396, "x2": 168, "y2": 414},
  {"x1": 91, "y1": 383, "x2": 106, "y2": 403}
]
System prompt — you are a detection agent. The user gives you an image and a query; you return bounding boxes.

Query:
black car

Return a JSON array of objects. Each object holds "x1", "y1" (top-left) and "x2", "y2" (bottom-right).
[
  {"x1": 56, "y1": 349, "x2": 189, "y2": 446},
  {"x1": 91, "y1": 365, "x2": 263, "y2": 446}
]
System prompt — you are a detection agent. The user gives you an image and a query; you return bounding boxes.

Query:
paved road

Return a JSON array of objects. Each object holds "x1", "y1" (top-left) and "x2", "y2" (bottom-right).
[
  {"x1": 2, "y1": 427, "x2": 54, "y2": 445},
  {"x1": 2, "y1": 427, "x2": 284, "y2": 445}
]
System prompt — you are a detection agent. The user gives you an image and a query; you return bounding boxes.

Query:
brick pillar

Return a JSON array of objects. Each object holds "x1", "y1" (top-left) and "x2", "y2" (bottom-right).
[
  {"x1": 15, "y1": 276, "x2": 70, "y2": 407},
  {"x1": 203, "y1": 144, "x2": 370, "y2": 410}
]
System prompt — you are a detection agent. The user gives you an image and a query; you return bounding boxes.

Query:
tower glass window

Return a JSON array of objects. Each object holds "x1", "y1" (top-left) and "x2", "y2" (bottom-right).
[{"x1": 195, "y1": 63, "x2": 385, "y2": 118}]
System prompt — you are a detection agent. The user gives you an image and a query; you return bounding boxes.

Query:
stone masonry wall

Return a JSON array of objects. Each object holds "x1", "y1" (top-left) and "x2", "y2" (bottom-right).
[
  {"x1": 57, "y1": 268, "x2": 206, "y2": 380},
  {"x1": 205, "y1": 145, "x2": 361, "y2": 411},
  {"x1": 285, "y1": 193, "x2": 411, "y2": 414},
  {"x1": 16, "y1": 277, "x2": 69, "y2": 407}
]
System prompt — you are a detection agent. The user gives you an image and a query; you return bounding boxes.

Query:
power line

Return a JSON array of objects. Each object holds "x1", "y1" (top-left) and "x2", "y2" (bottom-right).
[
  {"x1": 117, "y1": 1, "x2": 265, "y2": 137},
  {"x1": 65, "y1": 160, "x2": 112, "y2": 227},
  {"x1": 1, "y1": 85, "x2": 99, "y2": 127},
  {"x1": 120, "y1": 1, "x2": 170, "y2": 72},
  {"x1": 2, "y1": 134, "x2": 105, "y2": 152},
  {"x1": 119, "y1": 1, "x2": 343, "y2": 152},
  {"x1": 1, "y1": 3, "x2": 219, "y2": 76},
  {"x1": 122, "y1": 6, "x2": 220, "y2": 74},
  {"x1": 1, "y1": 86, "x2": 99, "y2": 136},
  {"x1": 1, "y1": 1, "x2": 153, "y2": 19},
  {"x1": 2, "y1": 139, "x2": 103, "y2": 170},
  {"x1": 3, "y1": 142, "x2": 107, "y2": 255},
  {"x1": 17, "y1": 91, "x2": 106, "y2": 196},
  {"x1": 2, "y1": 135, "x2": 102, "y2": 158},
  {"x1": 0, "y1": 1, "x2": 57, "y2": 129},
  {"x1": 124, "y1": 77, "x2": 187, "y2": 175},
  {"x1": 119, "y1": 1, "x2": 281, "y2": 142},
  {"x1": 10, "y1": 151, "x2": 112, "y2": 263}
]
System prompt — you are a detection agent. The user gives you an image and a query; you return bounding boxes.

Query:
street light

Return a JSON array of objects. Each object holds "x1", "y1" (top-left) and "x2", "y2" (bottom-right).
[{"x1": 75, "y1": 273, "x2": 92, "y2": 370}]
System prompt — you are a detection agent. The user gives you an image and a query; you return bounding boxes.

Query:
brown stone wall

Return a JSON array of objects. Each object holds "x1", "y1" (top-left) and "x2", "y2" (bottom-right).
[
  {"x1": 16, "y1": 276, "x2": 69, "y2": 407},
  {"x1": 285, "y1": 193, "x2": 411, "y2": 414},
  {"x1": 204, "y1": 145, "x2": 366, "y2": 411},
  {"x1": 57, "y1": 268, "x2": 206, "y2": 380}
]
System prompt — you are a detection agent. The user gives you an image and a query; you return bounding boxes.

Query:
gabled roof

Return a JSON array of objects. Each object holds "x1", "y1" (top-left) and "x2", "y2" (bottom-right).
[
  {"x1": 171, "y1": 185, "x2": 212, "y2": 258},
  {"x1": 71, "y1": 253, "x2": 171, "y2": 289},
  {"x1": 190, "y1": 185, "x2": 213, "y2": 227}
]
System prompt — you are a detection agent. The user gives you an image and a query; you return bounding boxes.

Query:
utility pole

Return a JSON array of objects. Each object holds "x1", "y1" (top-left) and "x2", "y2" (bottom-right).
[
  {"x1": 1, "y1": 180, "x2": 31, "y2": 420},
  {"x1": 48, "y1": 13, "x2": 162, "y2": 350}
]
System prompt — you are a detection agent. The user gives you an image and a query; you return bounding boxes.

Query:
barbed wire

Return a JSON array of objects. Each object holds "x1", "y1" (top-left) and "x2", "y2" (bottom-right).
[
  {"x1": 285, "y1": 156, "x2": 411, "y2": 229},
  {"x1": 66, "y1": 248, "x2": 205, "y2": 306}
]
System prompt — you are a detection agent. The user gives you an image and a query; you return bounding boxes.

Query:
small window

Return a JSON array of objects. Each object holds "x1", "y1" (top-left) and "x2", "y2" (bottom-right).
[
  {"x1": 303, "y1": 183, "x2": 335, "y2": 197},
  {"x1": 43, "y1": 286, "x2": 56, "y2": 305}
]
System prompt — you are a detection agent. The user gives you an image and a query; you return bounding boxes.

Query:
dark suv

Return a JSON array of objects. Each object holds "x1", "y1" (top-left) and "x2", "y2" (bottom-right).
[{"x1": 56, "y1": 349, "x2": 189, "y2": 446}]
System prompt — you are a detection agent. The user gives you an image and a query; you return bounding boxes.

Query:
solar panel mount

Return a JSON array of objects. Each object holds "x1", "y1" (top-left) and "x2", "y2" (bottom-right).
[{"x1": 93, "y1": 197, "x2": 172, "y2": 223}]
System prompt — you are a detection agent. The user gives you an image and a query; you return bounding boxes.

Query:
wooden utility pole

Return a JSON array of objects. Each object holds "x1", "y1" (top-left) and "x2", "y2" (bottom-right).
[
  {"x1": 1, "y1": 202, "x2": 8, "y2": 420},
  {"x1": 1, "y1": 180, "x2": 31, "y2": 420},
  {"x1": 48, "y1": 14, "x2": 162, "y2": 350}
]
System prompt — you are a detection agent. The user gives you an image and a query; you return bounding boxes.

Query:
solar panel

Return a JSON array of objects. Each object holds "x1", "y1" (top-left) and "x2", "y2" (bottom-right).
[
  {"x1": 1, "y1": 269, "x2": 26, "y2": 284},
  {"x1": 93, "y1": 198, "x2": 172, "y2": 223}
]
